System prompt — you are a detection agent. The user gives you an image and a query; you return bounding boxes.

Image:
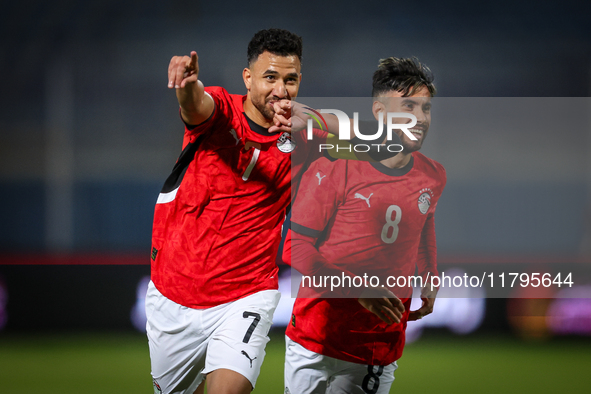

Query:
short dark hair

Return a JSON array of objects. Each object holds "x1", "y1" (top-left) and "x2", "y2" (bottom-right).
[
  {"x1": 247, "y1": 28, "x2": 303, "y2": 66},
  {"x1": 372, "y1": 57, "x2": 436, "y2": 97}
]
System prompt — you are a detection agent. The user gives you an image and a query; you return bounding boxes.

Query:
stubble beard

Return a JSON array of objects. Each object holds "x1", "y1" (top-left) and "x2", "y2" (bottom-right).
[
  {"x1": 399, "y1": 133, "x2": 425, "y2": 153},
  {"x1": 254, "y1": 98, "x2": 275, "y2": 121},
  {"x1": 401, "y1": 141, "x2": 421, "y2": 153}
]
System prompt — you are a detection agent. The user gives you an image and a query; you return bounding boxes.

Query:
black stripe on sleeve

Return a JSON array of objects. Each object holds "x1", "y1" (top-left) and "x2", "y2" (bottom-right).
[
  {"x1": 160, "y1": 135, "x2": 203, "y2": 193},
  {"x1": 183, "y1": 100, "x2": 217, "y2": 130},
  {"x1": 291, "y1": 222, "x2": 323, "y2": 238}
]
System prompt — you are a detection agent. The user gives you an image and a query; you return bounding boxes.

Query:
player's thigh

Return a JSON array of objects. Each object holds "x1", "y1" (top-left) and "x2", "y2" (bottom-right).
[
  {"x1": 204, "y1": 290, "x2": 281, "y2": 389},
  {"x1": 328, "y1": 361, "x2": 397, "y2": 394},
  {"x1": 146, "y1": 281, "x2": 208, "y2": 394},
  {"x1": 284, "y1": 336, "x2": 331, "y2": 394},
  {"x1": 206, "y1": 368, "x2": 252, "y2": 394}
]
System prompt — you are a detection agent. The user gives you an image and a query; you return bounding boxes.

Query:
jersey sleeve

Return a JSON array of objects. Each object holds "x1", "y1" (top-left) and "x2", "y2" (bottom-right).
[
  {"x1": 180, "y1": 86, "x2": 233, "y2": 149},
  {"x1": 416, "y1": 212, "x2": 438, "y2": 283},
  {"x1": 290, "y1": 157, "x2": 343, "y2": 236},
  {"x1": 288, "y1": 159, "x2": 358, "y2": 297},
  {"x1": 416, "y1": 163, "x2": 447, "y2": 285},
  {"x1": 291, "y1": 126, "x2": 328, "y2": 165}
]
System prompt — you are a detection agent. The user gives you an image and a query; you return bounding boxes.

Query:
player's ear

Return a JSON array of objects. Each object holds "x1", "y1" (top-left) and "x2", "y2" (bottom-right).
[
  {"x1": 372, "y1": 100, "x2": 386, "y2": 122},
  {"x1": 243, "y1": 68, "x2": 252, "y2": 90}
]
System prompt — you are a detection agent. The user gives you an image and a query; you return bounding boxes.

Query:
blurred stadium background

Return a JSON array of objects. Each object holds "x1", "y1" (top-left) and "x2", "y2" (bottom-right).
[{"x1": 1, "y1": 0, "x2": 590, "y2": 392}]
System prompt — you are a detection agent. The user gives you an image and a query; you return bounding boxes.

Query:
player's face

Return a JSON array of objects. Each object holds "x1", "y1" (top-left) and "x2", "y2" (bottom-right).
[
  {"x1": 243, "y1": 51, "x2": 301, "y2": 121},
  {"x1": 373, "y1": 86, "x2": 432, "y2": 153}
]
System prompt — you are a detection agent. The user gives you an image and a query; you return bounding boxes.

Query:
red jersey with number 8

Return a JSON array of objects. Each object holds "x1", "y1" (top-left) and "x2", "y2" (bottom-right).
[{"x1": 285, "y1": 153, "x2": 446, "y2": 365}]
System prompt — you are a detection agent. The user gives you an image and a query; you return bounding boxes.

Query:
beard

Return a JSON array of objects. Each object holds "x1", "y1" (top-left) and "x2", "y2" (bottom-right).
[
  {"x1": 400, "y1": 140, "x2": 422, "y2": 153},
  {"x1": 398, "y1": 133, "x2": 425, "y2": 153},
  {"x1": 253, "y1": 97, "x2": 275, "y2": 121}
]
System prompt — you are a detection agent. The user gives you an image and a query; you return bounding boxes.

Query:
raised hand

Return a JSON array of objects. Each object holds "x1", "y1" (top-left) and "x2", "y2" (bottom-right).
[
  {"x1": 269, "y1": 100, "x2": 310, "y2": 134},
  {"x1": 270, "y1": 99, "x2": 292, "y2": 134},
  {"x1": 168, "y1": 51, "x2": 199, "y2": 89},
  {"x1": 167, "y1": 51, "x2": 213, "y2": 126}
]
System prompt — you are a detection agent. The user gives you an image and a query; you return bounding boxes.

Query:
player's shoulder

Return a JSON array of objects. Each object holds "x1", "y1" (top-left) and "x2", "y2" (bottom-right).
[
  {"x1": 201, "y1": 85, "x2": 224, "y2": 101},
  {"x1": 302, "y1": 156, "x2": 349, "y2": 188},
  {"x1": 204, "y1": 86, "x2": 243, "y2": 101},
  {"x1": 309, "y1": 154, "x2": 348, "y2": 173},
  {"x1": 204, "y1": 86, "x2": 228, "y2": 96},
  {"x1": 295, "y1": 126, "x2": 328, "y2": 145},
  {"x1": 203, "y1": 86, "x2": 245, "y2": 117},
  {"x1": 413, "y1": 152, "x2": 446, "y2": 183}
]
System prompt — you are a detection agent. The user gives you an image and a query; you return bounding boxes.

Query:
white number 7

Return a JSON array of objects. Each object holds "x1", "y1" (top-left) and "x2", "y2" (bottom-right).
[{"x1": 242, "y1": 148, "x2": 260, "y2": 181}]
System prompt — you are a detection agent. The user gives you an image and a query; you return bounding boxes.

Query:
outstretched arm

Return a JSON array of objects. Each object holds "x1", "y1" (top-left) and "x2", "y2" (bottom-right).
[
  {"x1": 270, "y1": 100, "x2": 349, "y2": 137},
  {"x1": 271, "y1": 100, "x2": 402, "y2": 162},
  {"x1": 168, "y1": 51, "x2": 214, "y2": 126}
]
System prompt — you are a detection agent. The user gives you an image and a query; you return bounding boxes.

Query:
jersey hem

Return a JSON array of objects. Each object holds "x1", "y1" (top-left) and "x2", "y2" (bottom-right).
[
  {"x1": 151, "y1": 279, "x2": 278, "y2": 310},
  {"x1": 285, "y1": 331, "x2": 401, "y2": 366}
]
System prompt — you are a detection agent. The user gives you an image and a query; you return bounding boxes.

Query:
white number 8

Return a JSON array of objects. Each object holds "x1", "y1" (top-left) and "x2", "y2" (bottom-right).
[{"x1": 381, "y1": 205, "x2": 401, "y2": 244}]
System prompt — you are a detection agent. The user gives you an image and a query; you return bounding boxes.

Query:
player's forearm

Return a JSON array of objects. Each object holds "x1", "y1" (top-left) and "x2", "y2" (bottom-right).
[
  {"x1": 417, "y1": 214, "x2": 438, "y2": 280},
  {"x1": 177, "y1": 80, "x2": 213, "y2": 126},
  {"x1": 320, "y1": 113, "x2": 355, "y2": 140},
  {"x1": 296, "y1": 105, "x2": 401, "y2": 161},
  {"x1": 288, "y1": 230, "x2": 328, "y2": 275},
  {"x1": 289, "y1": 231, "x2": 355, "y2": 278},
  {"x1": 290, "y1": 230, "x2": 358, "y2": 297}
]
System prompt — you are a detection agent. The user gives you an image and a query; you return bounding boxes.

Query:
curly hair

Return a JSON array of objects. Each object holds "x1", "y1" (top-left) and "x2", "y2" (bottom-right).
[
  {"x1": 247, "y1": 28, "x2": 303, "y2": 66},
  {"x1": 372, "y1": 57, "x2": 436, "y2": 97}
]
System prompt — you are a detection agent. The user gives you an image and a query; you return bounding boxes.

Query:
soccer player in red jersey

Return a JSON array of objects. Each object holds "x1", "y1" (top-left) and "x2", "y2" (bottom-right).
[
  {"x1": 146, "y1": 29, "x2": 329, "y2": 394},
  {"x1": 283, "y1": 57, "x2": 446, "y2": 394}
]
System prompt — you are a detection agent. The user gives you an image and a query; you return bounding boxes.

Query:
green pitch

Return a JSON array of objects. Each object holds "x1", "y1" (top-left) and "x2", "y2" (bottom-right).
[{"x1": 0, "y1": 331, "x2": 589, "y2": 393}]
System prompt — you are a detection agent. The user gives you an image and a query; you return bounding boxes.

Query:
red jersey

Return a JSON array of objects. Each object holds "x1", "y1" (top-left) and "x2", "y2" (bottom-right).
[
  {"x1": 285, "y1": 152, "x2": 446, "y2": 365},
  {"x1": 151, "y1": 86, "x2": 325, "y2": 309}
]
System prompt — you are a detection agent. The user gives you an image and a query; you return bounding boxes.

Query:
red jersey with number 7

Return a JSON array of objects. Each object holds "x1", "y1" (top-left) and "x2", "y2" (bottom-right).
[
  {"x1": 285, "y1": 153, "x2": 446, "y2": 365},
  {"x1": 151, "y1": 86, "x2": 326, "y2": 309}
]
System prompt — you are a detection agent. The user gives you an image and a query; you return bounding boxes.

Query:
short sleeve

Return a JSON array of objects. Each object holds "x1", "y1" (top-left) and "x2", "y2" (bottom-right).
[
  {"x1": 180, "y1": 86, "x2": 233, "y2": 148},
  {"x1": 291, "y1": 157, "x2": 345, "y2": 237}
]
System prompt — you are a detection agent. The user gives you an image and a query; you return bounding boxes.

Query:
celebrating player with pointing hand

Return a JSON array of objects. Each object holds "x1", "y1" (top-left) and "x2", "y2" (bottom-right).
[{"x1": 146, "y1": 29, "x2": 332, "y2": 394}]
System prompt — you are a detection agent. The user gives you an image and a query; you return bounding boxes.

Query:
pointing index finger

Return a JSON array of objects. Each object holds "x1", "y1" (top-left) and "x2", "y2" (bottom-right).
[{"x1": 190, "y1": 51, "x2": 198, "y2": 69}]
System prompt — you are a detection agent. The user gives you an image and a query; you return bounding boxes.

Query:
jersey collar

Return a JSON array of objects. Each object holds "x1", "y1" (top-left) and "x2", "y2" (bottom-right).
[{"x1": 369, "y1": 155, "x2": 414, "y2": 177}]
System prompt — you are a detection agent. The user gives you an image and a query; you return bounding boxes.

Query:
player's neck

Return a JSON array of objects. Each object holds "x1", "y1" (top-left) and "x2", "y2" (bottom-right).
[
  {"x1": 380, "y1": 152, "x2": 412, "y2": 169},
  {"x1": 244, "y1": 95, "x2": 273, "y2": 129}
]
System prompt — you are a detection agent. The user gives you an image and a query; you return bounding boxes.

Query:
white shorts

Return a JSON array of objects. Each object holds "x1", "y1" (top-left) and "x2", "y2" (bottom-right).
[
  {"x1": 284, "y1": 336, "x2": 397, "y2": 394},
  {"x1": 145, "y1": 281, "x2": 280, "y2": 394}
]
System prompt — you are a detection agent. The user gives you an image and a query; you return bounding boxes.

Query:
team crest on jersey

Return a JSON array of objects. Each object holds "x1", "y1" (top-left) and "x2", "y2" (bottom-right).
[
  {"x1": 153, "y1": 378, "x2": 162, "y2": 394},
  {"x1": 417, "y1": 188, "x2": 433, "y2": 214},
  {"x1": 276, "y1": 132, "x2": 296, "y2": 153}
]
